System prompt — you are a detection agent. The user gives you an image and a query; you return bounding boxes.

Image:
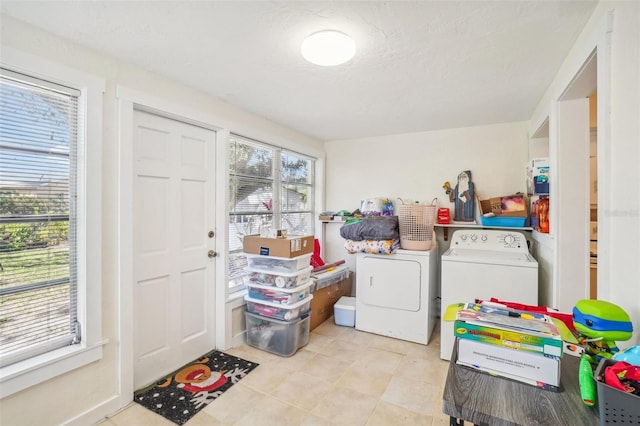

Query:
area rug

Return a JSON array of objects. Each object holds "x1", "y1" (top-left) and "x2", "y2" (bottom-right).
[{"x1": 134, "y1": 350, "x2": 259, "y2": 425}]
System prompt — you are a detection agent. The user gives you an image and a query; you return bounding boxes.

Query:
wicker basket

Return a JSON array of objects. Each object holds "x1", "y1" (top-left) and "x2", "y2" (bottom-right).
[
  {"x1": 397, "y1": 201, "x2": 436, "y2": 251},
  {"x1": 594, "y1": 358, "x2": 640, "y2": 425}
]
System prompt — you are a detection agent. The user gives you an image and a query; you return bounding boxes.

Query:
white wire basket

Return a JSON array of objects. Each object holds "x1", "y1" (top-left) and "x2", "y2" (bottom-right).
[{"x1": 397, "y1": 199, "x2": 436, "y2": 250}]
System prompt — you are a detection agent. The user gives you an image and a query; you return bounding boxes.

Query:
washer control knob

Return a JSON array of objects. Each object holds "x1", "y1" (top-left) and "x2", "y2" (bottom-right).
[
  {"x1": 460, "y1": 234, "x2": 467, "y2": 241},
  {"x1": 481, "y1": 234, "x2": 488, "y2": 242},
  {"x1": 471, "y1": 234, "x2": 478, "y2": 241},
  {"x1": 504, "y1": 234, "x2": 516, "y2": 245}
]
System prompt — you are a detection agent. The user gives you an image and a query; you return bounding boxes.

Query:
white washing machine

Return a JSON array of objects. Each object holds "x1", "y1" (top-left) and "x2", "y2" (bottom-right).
[
  {"x1": 356, "y1": 244, "x2": 438, "y2": 345},
  {"x1": 440, "y1": 229, "x2": 538, "y2": 360}
]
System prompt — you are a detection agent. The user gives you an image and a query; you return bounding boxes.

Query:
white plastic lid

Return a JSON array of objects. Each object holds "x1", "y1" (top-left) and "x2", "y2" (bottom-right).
[
  {"x1": 245, "y1": 265, "x2": 312, "y2": 277},
  {"x1": 244, "y1": 293, "x2": 313, "y2": 309},
  {"x1": 335, "y1": 296, "x2": 356, "y2": 310},
  {"x1": 245, "y1": 279, "x2": 313, "y2": 293}
]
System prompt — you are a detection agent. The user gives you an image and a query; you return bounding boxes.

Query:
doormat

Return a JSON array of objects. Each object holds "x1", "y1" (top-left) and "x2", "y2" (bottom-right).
[{"x1": 134, "y1": 350, "x2": 259, "y2": 425}]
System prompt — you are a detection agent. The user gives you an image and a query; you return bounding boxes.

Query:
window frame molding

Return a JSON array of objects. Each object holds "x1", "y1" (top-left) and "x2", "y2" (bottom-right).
[
  {"x1": 227, "y1": 134, "x2": 317, "y2": 295},
  {"x1": 0, "y1": 47, "x2": 105, "y2": 398}
]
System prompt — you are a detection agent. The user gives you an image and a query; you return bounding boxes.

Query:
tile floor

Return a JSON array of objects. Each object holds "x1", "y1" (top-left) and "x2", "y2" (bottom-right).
[{"x1": 99, "y1": 319, "x2": 452, "y2": 426}]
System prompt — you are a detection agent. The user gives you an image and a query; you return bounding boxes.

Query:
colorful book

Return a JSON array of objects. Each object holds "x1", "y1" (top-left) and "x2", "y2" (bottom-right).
[{"x1": 456, "y1": 338, "x2": 561, "y2": 388}]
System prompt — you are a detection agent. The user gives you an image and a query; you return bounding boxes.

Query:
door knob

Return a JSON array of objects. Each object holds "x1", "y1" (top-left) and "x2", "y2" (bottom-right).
[{"x1": 208, "y1": 250, "x2": 217, "y2": 258}]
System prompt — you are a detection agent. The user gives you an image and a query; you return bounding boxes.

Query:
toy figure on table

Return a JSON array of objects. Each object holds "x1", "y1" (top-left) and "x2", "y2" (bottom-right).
[
  {"x1": 449, "y1": 170, "x2": 475, "y2": 222},
  {"x1": 572, "y1": 299, "x2": 634, "y2": 406}
]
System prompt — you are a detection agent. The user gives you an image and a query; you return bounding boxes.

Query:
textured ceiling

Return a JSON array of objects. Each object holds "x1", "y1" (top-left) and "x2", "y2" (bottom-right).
[{"x1": 0, "y1": 1, "x2": 598, "y2": 141}]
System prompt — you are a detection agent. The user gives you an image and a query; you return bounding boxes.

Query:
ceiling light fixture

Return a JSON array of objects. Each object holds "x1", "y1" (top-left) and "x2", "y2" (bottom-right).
[{"x1": 301, "y1": 30, "x2": 356, "y2": 66}]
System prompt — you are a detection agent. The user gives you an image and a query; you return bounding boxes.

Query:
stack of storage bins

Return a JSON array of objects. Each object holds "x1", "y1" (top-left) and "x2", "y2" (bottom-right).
[{"x1": 244, "y1": 253, "x2": 313, "y2": 356}]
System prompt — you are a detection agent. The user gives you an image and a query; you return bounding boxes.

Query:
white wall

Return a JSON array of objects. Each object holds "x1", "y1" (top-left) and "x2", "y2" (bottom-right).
[
  {"x1": 0, "y1": 15, "x2": 322, "y2": 426},
  {"x1": 530, "y1": 1, "x2": 640, "y2": 347},
  {"x1": 324, "y1": 121, "x2": 530, "y2": 272}
]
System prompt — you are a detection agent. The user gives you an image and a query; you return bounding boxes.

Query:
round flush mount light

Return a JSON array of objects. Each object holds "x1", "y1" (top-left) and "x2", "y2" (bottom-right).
[{"x1": 301, "y1": 30, "x2": 356, "y2": 66}]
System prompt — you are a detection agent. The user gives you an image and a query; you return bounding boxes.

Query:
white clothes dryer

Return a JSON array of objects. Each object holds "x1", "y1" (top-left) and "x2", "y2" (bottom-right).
[
  {"x1": 440, "y1": 229, "x2": 538, "y2": 360},
  {"x1": 356, "y1": 244, "x2": 438, "y2": 345}
]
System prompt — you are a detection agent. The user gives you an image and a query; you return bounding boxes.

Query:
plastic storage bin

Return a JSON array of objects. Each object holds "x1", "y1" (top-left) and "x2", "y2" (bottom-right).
[
  {"x1": 245, "y1": 253, "x2": 312, "y2": 273},
  {"x1": 245, "y1": 310, "x2": 310, "y2": 357},
  {"x1": 334, "y1": 296, "x2": 356, "y2": 327},
  {"x1": 594, "y1": 358, "x2": 640, "y2": 425},
  {"x1": 243, "y1": 266, "x2": 312, "y2": 289},
  {"x1": 312, "y1": 265, "x2": 349, "y2": 292},
  {"x1": 246, "y1": 280, "x2": 313, "y2": 305},
  {"x1": 244, "y1": 294, "x2": 313, "y2": 321}
]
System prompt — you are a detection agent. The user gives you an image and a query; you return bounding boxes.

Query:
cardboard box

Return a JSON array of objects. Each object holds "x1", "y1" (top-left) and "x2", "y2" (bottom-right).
[
  {"x1": 309, "y1": 272, "x2": 352, "y2": 331},
  {"x1": 457, "y1": 338, "x2": 561, "y2": 387},
  {"x1": 479, "y1": 194, "x2": 528, "y2": 227},
  {"x1": 243, "y1": 234, "x2": 314, "y2": 258}
]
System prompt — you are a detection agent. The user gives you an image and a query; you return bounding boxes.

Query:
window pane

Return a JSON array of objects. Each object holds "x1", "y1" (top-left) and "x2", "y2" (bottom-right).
[
  {"x1": 281, "y1": 152, "x2": 312, "y2": 184},
  {"x1": 228, "y1": 213, "x2": 273, "y2": 253},
  {"x1": 281, "y1": 212, "x2": 313, "y2": 235},
  {"x1": 229, "y1": 139, "x2": 273, "y2": 179},
  {"x1": 0, "y1": 72, "x2": 78, "y2": 366},
  {"x1": 229, "y1": 176, "x2": 273, "y2": 214},
  {"x1": 281, "y1": 183, "x2": 312, "y2": 212}
]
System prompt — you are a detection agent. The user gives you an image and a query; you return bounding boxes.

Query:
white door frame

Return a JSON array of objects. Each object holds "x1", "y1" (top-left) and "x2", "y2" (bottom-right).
[{"x1": 116, "y1": 86, "x2": 228, "y2": 408}]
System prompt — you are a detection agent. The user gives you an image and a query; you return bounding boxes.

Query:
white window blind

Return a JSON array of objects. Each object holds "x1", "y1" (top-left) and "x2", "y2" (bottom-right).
[
  {"x1": 0, "y1": 69, "x2": 80, "y2": 367},
  {"x1": 228, "y1": 135, "x2": 315, "y2": 292}
]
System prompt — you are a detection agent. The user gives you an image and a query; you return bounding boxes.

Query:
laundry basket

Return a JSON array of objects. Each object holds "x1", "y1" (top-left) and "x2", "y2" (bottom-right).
[{"x1": 397, "y1": 200, "x2": 436, "y2": 250}]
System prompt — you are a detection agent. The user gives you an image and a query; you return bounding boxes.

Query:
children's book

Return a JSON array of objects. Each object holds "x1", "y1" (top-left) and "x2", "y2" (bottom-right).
[{"x1": 456, "y1": 302, "x2": 561, "y2": 337}]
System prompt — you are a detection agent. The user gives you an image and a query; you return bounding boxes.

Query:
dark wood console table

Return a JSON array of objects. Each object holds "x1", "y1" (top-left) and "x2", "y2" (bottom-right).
[{"x1": 442, "y1": 343, "x2": 599, "y2": 425}]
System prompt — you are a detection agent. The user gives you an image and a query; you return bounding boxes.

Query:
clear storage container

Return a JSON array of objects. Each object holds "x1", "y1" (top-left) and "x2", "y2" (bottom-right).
[
  {"x1": 312, "y1": 265, "x2": 349, "y2": 291},
  {"x1": 243, "y1": 266, "x2": 312, "y2": 289},
  {"x1": 244, "y1": 294, "x2": 312, "y2": 321},
  {"x1": 245, "y1": 310, "x2": 310, "y2": 357},
  {"x1": 245, "y1": 253, "x2": 312, "y2": 273},
  {"x1": 246, "y1": 280, "x2": 313, "y2": 305}
]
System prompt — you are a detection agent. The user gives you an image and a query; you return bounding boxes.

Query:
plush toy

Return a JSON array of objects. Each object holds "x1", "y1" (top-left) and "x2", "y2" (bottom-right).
[{"x1": 573, "y1": 299, "x2": 633, "y2": 406}]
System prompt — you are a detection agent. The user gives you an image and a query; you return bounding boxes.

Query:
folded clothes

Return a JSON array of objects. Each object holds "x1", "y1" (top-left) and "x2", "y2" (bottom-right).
[
  {"x1": 340, "y1": 216, "x2": 399, "y2": 241},
  {"x1": 344, "y1": 239, "x2": 399, "y2": 255}
]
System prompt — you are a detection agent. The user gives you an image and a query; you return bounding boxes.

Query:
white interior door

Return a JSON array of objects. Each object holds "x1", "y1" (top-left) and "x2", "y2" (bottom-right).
[{"x1": 133, "y1": 110, "x2": 216, "y2": 389}]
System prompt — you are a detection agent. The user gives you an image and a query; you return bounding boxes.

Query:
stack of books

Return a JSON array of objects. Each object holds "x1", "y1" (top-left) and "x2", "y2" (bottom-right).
[{"x1": 454, "y1": 302, "x2": 563, "y2": 391}]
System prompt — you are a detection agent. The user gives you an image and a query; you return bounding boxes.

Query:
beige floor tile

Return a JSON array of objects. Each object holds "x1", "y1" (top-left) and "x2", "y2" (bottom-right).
[
  {"x1": 316, "y1": 337, "x2": 367, "y2": 362},
  {"x1": 108, "y1": 403, "x2": 175, "y2": 426},
  {"x1": 202, "y1": 381, "x2": 266, "y2": 423},
  {"x1": 336, "y1": 362, "x2": 393, "y2": 398},
  {"x1": 358, "y1": 346, "x2": 405, "y2": 375},
  {"x1": 184, "y1": 410, "x2": 229, "y2": 425},
  {"x1": 235, "y1": 361, "x2": 295, "y2": 394},
  {"x1": 271, "y1": 371, "x2": 336, "y2": 410},
  {"x1": 431, "y1": 411, "x2": 452, "y2": 426},
  {"x1": 380, "y1": 376, "x2": 440, "y2": 416},
  {"x1": 312, "y1": 387, "x2": 378, "y2": 425},
  {"x1": 368, "y1": 333, "x2": 416, "y2": 355},
  {"x1": 234, "y1": 395, "x2": 310, "y2": 426},
  {"x1": 366, "y1": 400, "x2": 433, "y2": 426},
  {"x1": 335, "y1": 327, "x2": 378, "y2": 347},
  {"x1": 305, "y1": 331, "x2": 336, "y2": 352},
  {"x1": 105, "y1": 318, "x2": 454, "y2": 426},
  {"x1": 297, "y1": 353, "x2": 352, "y2": 383},
  {"x1": 225, "y1": 344, "x2": 282, "y2": 369},
  {"x1": 279, "y1": 346, "x2": 319, "y2": 370},
  {"x1": 394, "y1": 355, "x2": 448, "y2": 386},
  {"x1": 299, "y1": 414, "x2": 336, "y2": 426},
  {"x1": 312, "y1": 318, "x2": 349, "y2": 338}
]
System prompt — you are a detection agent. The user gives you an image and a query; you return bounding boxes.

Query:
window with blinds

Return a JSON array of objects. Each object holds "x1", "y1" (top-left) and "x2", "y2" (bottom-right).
[
  {"x1": 0, "y1": 69, "x2": 80, "y2": 367},
  {"x1": 228, "y1": 135, "x2": 315, "y2": 292}
]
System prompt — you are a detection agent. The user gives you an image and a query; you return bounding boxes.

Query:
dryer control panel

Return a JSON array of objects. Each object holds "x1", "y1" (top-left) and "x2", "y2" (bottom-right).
[{"x1": 449, "y1": 229, "x2": 528, "y2": 251}]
